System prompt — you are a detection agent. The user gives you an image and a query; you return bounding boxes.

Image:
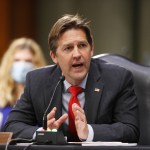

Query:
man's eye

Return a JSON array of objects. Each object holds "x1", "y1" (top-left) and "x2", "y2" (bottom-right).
[
  {"x1": 78, "y1": 43, "x2": 87, "y2": 48},
  {"x1": 64, "y1": 46, "x2": 72, "y2": 52}
]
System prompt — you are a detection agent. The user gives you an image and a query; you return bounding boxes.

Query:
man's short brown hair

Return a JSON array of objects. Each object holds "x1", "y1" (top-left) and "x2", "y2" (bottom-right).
[{"x1": 48, "y1": 14, "x2": 93, "y2": 54}]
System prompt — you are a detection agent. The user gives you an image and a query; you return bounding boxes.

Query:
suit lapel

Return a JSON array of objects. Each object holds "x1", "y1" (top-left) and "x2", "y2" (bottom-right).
[{"x1": 84, "y1": 61, "x2": 104, "y2": 123}]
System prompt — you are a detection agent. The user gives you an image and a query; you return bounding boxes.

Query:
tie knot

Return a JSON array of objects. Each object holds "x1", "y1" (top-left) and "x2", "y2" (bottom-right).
[{"x1": 68, "y1": 86, "x2": 83, "y2": 97}]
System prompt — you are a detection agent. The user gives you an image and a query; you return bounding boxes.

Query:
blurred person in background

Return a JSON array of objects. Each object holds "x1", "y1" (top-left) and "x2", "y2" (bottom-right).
[{"x1": 0, "y1": 37, "x2": 47, "y2": 130}]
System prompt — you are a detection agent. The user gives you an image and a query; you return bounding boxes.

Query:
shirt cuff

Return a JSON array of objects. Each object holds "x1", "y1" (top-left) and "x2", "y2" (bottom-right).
[
  {"x1": 33, "y1": 127, "x2": 43, "y2": 139},
  {"x1": 86, "y1": 124, "x2": 94, "y2": 142}
]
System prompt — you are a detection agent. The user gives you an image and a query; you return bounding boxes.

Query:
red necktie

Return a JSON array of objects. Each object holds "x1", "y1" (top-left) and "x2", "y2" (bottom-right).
[{"x1": 68, "y1": 86, "x2": 83, "y2": 141}]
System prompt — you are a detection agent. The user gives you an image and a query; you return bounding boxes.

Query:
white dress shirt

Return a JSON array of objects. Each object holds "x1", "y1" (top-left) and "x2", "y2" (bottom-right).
[{"x1": 62, "y1": 75, "x2": 94, "y2": 141}]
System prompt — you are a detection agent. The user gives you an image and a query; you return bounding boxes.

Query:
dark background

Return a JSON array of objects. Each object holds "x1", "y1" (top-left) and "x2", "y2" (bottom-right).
[{"x1": 0, "y1": 0, "x2": 150, "y2": 65}]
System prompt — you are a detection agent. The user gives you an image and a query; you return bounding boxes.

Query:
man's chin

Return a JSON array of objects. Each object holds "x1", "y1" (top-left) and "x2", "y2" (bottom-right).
[{"x1": 71, "y1": 74, "x2": 86, "y2": 84}]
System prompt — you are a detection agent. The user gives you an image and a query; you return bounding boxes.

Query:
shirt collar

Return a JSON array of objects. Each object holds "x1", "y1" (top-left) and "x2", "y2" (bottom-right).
[{"x1": 63, "y1": 74, "x2": 88, "y2": 92}]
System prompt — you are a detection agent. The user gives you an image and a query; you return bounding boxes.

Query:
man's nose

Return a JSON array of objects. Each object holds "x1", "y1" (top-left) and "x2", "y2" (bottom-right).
[{"x1": 72, "y1": 47, "x2": 81, "y2": 57}]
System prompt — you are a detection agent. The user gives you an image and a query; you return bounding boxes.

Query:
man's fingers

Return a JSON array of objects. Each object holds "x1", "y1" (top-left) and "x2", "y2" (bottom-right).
[
  {"x1": 47, "y1": 113, "x2": 68, "y2": 130},
  {"x1": 47, "y1": 118, "x2": 55, "y2": 129},
  {"x1": 72, "y1": 105, "x2": 88, "y2": 140},
  {"x1": 54, "y1": 114, "x2": 68, "y2": 128},
  {"x1": 75, "y1": 110, "x2": 87, "y2": 125},
  {"x1": 47, "y1": 107, "x2": 57, "y2": 120},
  {"x1": 72, "y1": 103, "x2": 86, "y2": 122},
  {"x1": 72, "y1": 103, "x2": 84, "y2": 113}
]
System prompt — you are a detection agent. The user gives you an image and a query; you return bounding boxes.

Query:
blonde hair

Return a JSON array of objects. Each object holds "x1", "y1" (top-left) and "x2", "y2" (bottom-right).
[{"x1": 0, "y1": 37, "x2": 47, "y2": 108}]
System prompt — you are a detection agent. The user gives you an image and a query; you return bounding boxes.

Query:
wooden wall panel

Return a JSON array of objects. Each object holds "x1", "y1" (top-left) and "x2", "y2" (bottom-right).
[
  {"x1": 9, "y1": 0, "x2": 36, "y2": 38},
  {"x1": 0, "y1": 0, "x2": 36, "y2": 60},
  {"x1": 0, "y1": 0, "x2": 11, "y2": 58}
]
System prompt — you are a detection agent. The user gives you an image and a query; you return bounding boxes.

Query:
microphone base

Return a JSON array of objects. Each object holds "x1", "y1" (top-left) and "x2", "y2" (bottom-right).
[{"x1": 36, "y1": 131, "x2": 67, "y2": 144}]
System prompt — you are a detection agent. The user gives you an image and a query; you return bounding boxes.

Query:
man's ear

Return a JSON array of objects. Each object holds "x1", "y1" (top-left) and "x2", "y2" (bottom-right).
[
  {"x1": 50, "y1": 51, "x2": 58, "y2": 64},
  {"x1": 91, "y1": 45, "x2": 94, "y2": 57}
]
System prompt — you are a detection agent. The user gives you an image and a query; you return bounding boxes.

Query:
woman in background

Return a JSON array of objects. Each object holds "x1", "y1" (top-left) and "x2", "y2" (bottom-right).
[{"x1": 0, "y1": 37, "x2": 47, "y2": 130}]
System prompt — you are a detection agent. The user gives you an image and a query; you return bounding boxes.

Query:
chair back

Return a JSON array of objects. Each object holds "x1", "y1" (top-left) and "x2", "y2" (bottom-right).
[{"x1": 93, "y1": 53, "x2": 150, "y2": 145}]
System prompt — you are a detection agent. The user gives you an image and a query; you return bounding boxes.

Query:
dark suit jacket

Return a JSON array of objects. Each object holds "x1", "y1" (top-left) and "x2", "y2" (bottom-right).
[{"x1": 3, "y1": 58, "x2": 139, "y2": 142}]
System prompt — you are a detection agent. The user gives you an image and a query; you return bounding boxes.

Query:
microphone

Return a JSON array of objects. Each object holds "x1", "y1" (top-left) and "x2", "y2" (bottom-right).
[
  {"x1": 36, "y1": 75, "x2": 67, "y2": 144},
  {"x1": 43, "y1": 75, "x2": 65, "y2": 130}
]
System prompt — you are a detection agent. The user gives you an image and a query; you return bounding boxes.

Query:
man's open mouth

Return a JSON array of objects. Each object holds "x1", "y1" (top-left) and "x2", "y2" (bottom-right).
[{"x1": 72, "y1": 63, "x2": 83, "y2": 68}]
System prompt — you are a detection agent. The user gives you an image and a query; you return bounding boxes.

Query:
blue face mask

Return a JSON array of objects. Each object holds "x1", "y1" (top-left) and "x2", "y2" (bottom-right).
[{"x1": 11, "y1": 61, "x2": 34, "y2": 84}]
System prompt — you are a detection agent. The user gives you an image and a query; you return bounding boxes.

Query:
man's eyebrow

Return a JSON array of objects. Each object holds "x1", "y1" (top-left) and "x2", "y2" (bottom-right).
[
  {"x1": 61, "y1": 43, "x2": 72, "y2": 49},
  {"x1": 61, "y1": 40, "x2": 88, "y2": 47}
]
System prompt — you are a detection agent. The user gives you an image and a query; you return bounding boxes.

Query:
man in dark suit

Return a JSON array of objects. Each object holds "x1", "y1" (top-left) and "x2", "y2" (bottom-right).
[{"x1": 3, "y1": 14, "x2": 139, "y2": 143}]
